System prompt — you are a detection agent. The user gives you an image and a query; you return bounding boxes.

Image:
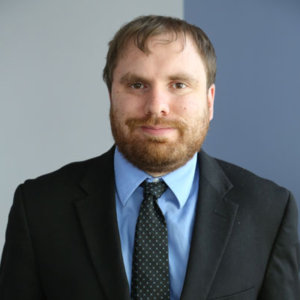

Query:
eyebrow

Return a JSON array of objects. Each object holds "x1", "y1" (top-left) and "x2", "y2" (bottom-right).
[
  {"x1": 168, "y1": 73, "x2": 199, "y2": 86},
  {"x1": 120, "y1": 73, "x2": 150, "y2": 85},
  {"x1": 119, "y1": 72, "x2": 199, "y2": 86}
]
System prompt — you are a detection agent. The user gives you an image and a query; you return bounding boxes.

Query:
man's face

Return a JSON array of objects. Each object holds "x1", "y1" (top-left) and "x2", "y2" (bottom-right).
[{"x1": 109, "y1": 33, "x2": 215, "y2": 176}]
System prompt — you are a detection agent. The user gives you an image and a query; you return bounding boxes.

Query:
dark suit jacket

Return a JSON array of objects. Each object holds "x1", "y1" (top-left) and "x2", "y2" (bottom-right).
[{"x1": 0, "y1": 148, "x2": 299, "y2": 300}]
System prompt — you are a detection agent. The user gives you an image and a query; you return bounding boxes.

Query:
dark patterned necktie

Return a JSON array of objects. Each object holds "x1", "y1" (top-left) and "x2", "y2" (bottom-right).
[{"x1": 131, "y1": 180, "x2": 170, "y2": 300}]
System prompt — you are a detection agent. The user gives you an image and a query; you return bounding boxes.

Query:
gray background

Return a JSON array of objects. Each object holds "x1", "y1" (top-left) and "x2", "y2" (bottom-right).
[
  {"x1": 0, "y1": 0, "x2": 183, "y2": 256},
  {"x1": 185, "y1": 0, "x2": 300, "y2": 231}
]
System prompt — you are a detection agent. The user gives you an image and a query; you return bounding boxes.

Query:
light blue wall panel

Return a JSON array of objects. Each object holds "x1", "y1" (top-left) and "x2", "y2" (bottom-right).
[{"x1": 185, "y1": 0, "x2": 300, "y2": 224}]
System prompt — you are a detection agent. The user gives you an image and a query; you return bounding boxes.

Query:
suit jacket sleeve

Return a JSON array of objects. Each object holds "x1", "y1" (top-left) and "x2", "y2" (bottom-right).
[
  {"x1": 259, "y1": 192, "x2": 300, "y2": 299},
  {"x1": 0, "y1": 184, "x2": 44, "y2": 300}
]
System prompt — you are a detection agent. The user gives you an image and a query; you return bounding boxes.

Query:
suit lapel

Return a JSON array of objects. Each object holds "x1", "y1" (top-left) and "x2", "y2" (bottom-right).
[
  {"x1": 181, "y1": 151, "x2": 239, "y2": 300},
  {"x1": 73, "y1": 148, "x2": 130, "y2": 300}
]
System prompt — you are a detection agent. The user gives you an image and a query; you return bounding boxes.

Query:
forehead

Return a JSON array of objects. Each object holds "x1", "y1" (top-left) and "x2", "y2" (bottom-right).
[{"x1": 112, "y1": 33, "x2": 207, "y2": 86}]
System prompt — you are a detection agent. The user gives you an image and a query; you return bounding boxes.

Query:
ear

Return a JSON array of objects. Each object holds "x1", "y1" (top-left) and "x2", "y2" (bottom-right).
[{"x1": 207, "y1": 84, "x2": 215, "y2": 121}]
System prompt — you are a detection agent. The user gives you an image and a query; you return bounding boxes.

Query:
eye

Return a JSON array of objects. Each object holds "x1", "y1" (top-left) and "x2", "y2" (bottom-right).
[
  {"x1": 172, "y1": 82, "x2": 187, "y2": 89},
  {"x1": 130, "y1": 82, "x2": 145, "y2": 89}
]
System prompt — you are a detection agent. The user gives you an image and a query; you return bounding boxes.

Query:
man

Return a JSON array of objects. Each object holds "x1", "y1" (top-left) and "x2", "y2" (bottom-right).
[{"x1": 0, "y1": 15, "x2": 299, "y2": 300}]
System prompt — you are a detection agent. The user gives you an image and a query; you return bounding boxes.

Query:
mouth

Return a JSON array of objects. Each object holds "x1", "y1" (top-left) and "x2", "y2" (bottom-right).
[{"x1": 140, "y1": 125, "x2": 175, "y2": 136}]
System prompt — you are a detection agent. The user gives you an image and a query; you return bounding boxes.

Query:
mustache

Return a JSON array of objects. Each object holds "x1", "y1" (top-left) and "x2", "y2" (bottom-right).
[{"x1": 125, "y1": 115, "x2": 187, "y2": 133}]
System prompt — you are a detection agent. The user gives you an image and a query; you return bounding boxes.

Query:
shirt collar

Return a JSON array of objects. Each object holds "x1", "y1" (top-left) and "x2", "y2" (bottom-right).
[{"x1": 114, "y1": 147, "x2": 198, "y2": 208}]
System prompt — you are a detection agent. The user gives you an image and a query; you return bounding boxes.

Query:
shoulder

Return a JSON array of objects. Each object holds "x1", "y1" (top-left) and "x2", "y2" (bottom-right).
[
  {"x1": 199, "y1": 151, "x2": 294, "y2": 215},
  {"x1": 216, "y1": 157, "x2": 290, "y2": 199},
  {"x1": 16, "y1": 147, "x2": 115, "y2": 201},
  {"x1": 207, "y1": 152, "x2": 299, "y2": 240},
  {"x1": 211, "y1": 155, "x2": 297, "y2": 226}
]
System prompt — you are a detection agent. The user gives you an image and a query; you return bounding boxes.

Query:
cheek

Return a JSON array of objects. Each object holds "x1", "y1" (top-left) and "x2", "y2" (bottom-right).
[
  {"x1": 174, "y1": 101, "x2": 202, "y2": 117},
  {"x1": 111, "y1": 91, "x2": 144, "y2": 116},
  {"x1": 112, "y1": 99, "x2": 142, "y2": 123},
  {"x1": 172, "y1": 94, "x2": 205, "y2": 114}
]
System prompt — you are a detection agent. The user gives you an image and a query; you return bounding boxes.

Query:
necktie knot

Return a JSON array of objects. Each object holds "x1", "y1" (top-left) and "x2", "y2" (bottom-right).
[{"x1": 142, "y1": 180, "x2": 167, "y2": 199}]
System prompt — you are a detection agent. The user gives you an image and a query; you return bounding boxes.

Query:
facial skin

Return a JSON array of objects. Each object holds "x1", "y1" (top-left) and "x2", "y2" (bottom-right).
[{"x1": 109, "y1": 33, "x2": 215, "y2": 177}]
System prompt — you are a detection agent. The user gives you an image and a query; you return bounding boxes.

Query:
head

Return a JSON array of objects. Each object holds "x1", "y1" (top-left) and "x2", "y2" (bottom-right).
[
  {"x1": 103, "y1": 15, "x2": 216, "y2": 92},
  {"x1": 103, "y1": 15, "x2": 216, "y2": 176}
]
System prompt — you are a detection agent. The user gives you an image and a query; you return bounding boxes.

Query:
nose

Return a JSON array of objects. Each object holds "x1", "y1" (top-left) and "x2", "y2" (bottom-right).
[{"x1": 144, "y1": 87, "x2": 170, "y2": 116}]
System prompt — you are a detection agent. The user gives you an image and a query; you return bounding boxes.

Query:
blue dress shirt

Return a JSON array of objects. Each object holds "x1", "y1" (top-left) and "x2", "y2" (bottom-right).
[{"x1": 114, "y1": 147, "x2": 199, "y2": 300}]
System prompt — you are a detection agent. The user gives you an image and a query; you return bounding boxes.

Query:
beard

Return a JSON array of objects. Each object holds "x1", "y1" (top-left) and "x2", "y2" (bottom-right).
[{"x1": 110, "y1": 107, "x2": 210, "y2": 175}]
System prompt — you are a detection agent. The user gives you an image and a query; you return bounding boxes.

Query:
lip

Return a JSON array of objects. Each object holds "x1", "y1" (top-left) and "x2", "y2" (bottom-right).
[{"x1": 140, "y1": 126, "x2": 175, "y2": 136}]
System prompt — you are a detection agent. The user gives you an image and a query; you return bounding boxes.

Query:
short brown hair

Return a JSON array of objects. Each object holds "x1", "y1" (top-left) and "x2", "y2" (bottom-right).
[{"x1": 103, "y1": 15, "x2": 216, "y2": 92}]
